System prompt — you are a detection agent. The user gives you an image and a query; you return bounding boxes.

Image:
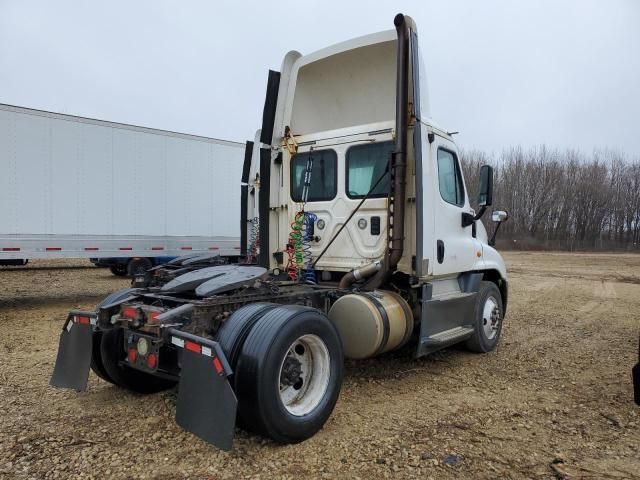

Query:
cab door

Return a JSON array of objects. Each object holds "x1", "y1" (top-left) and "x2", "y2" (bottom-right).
[{"x1": 429, "y1": 135, "x2": 481, "y2": 276}]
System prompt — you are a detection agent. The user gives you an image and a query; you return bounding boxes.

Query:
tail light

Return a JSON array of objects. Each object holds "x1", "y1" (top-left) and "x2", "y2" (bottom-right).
[
  {"x1": 127, "y1": 347, "x2": 138, "y2": 363},
  {"x1": 146, "y1": 310, "x2": 162, "y2": 324},
  {"x1": 121, "y1": 306, "x2": 138, "y2": 319},
  {"x1": 146, "y1": 353, "x2": 157, "y2": 369}
]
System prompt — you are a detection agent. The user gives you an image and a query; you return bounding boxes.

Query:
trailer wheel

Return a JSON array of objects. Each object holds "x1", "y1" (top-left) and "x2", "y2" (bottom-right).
[
  {"x1": 99, "y1": 328, "x2": 175, "y2": 393},
  {"x1": 90, "y1": 288, "x2": 137, "y2": 384},
  {"x1": 127, "y1": 257, "x2": 153, "y2": 277},
  {"x1": 216, "y1": 303, "x2": 278, "y2": 370},
  {"x1": 235, "y1": 305, "x2": 343, "y2": 443},
  {"x1": 465, "y1": 281, "x2": 504, "y2": 353},
  {"x1": 109, "y1": 265, "x2": 128, "y2": 276}
]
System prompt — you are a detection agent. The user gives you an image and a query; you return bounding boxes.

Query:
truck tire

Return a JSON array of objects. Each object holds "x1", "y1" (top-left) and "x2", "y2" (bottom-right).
[
  {"x1": 465, "y1": 281, "x2": 504, "y2": 353},
  {"x1": 109, "y1": 265, "x2": 128, "y2": 277},
  {"x1": 216, "y1": 303, "x2": 278, "y2": 371},
  {"x1": 90, "y1": 288, "x2": 138, "y2": 384},
  {"x1": 127, "y1": 257, "x2": 153, "y2": 277},
  {"x1": 99, "y1": 328, "x2": 176, "y2": 394},
  {"x1": 234, "y1": 305, "x2": 343, "y2": 443}
]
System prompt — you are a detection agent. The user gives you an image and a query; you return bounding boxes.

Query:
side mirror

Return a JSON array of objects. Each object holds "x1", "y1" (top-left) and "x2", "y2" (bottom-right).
[
  {"x1": 491, "y1": 210, "x2": 508, "y2": 223},
  {"x1": 478, "y1": 165, "x2": 493, "y2": 207},
  {"x1": 488, "y1": 210, "x2": 508, "y2": 247}
]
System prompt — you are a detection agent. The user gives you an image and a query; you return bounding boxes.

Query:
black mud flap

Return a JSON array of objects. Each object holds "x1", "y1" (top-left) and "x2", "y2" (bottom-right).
[
  {"x1": 174, "y1": 335, "x2": 237, "y2": 451},
  {"x1": 633, "y1": 362, "x2": 640, "y2": 405},
  {"x1": 50, "y1": 313, "x2": 95, "y2": 391}
]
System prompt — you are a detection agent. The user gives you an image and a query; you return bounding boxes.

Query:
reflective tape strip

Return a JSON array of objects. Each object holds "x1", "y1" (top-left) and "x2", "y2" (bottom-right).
[
  {"x1": 66, "y1": 321, "x2": 73, "y2": 332},
  {"x1": 201, "y1": 346, "x2": 212, "y2": 357},
  {"x1": 213, "y1": 357, "x2": 224, "y2": 375},
  {"x1": 171, "y1": 337, "x2": 185, "y2": 348}
]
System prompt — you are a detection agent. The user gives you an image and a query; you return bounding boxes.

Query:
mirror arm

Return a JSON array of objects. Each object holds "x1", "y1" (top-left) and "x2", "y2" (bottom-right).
[
  {"x1": 473, "y1": 205, "x2": 487, "y2": 221},
  {"x1": 489, "y1": 221, "x2": 503, "y2": 247}
]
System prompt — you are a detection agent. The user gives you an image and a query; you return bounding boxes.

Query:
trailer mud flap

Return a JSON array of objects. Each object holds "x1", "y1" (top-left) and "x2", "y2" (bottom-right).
[
  {"x1": 50, "y1": 313, "x2": 95, "y2": 391},
  {"x1": 173, "y1": 333, "x2": 237, "y2": 451}
]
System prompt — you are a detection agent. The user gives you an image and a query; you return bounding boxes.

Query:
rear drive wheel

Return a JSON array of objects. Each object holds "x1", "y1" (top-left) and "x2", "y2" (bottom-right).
[
  {"x1": 90, "y1": 288, "x2": 137, "y2": 384},
  {"x1": 234, "y1": 305, "x2": 343, "y2": 443},
  {"x1": 216, "y1": 303, "x2": 278, "y2": 371},
  {"x1": 100, "y1": 328, "x2": 176, "y2": 393},
  {"x1": 109, "y1": 264, "x2": 128, "y2": 276},
  {"x1": 465, "y1": 281, "x2": 504, "y2": 353},
  {"x1": 127, "y1": 257, "x2": 153, "y2": 277}
]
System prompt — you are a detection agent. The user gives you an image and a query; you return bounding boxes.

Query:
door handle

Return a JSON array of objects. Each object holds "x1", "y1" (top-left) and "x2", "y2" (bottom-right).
[{"x1": 437, "y1": 240, "x2": 445, "y2": 264}]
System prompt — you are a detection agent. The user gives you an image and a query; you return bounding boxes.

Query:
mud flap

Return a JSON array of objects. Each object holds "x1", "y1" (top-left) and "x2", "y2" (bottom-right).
[
  {"x1": 50, "y1": 313, "x2": 95, "y2": 391},
  {"x1": 175, "y1": 340, "x2": 237, "y2": 451},
  {"x1": 633, "y1": 361, "x2": 640, "y2": 405}
]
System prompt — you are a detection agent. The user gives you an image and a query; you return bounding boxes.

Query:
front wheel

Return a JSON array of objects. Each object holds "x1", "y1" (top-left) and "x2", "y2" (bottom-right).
[
  {"x1": 234, "y1": 305, "x2": 343, "y2": 443},
  {"x1": 465, "y1": 281, "x2": 504, "y2": 353}
]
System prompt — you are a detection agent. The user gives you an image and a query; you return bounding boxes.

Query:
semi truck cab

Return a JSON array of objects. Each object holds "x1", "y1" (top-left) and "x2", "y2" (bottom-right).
[{"x1": 51, "y1": 14, "x2": 510, "y2": 451}]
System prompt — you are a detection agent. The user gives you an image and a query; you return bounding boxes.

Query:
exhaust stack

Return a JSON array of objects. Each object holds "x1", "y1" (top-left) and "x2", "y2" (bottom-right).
[{"x1": 343, "y1": 13, "x2": 411, "y2": 290}]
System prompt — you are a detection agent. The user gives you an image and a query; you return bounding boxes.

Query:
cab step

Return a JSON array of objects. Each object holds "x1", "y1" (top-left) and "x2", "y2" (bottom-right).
[{"x1": 418, "y1": 326, "x2": 474, "y2": 355}]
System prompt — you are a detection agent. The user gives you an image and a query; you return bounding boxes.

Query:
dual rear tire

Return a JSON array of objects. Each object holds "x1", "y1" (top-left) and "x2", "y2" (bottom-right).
[
  {"x1": 217, "y1": 304, "x2": 344, "y2": 443},
  {"x1": 90, "y1": 288, "x2": 175, "y2": 393}
]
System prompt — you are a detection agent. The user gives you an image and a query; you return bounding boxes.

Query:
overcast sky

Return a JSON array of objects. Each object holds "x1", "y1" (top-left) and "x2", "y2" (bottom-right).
[{"x1": 1, "y1": 0, "x2": 638, "y2": 156}]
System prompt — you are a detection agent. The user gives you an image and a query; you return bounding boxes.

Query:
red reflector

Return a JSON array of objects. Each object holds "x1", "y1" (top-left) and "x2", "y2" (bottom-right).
[
  {"x1": 208, "y1": 247, "x2": 219, "y2": 250},
  {"x1": 2, "y1": 247, "x2": 20, "y2": 252},
  {"x1": 46, "y1": 247, "x2": 61, "y2": 251},
  {"x1": 185, "y1": 340, "x2": 201, "y2": 353},
  {"x1": 84, "y1": 247, "x2": 99, "y2": 251},
  {"x1": 76, "y1": 315, "x2": 90, "y2": 325},
  {"x1": 213, "y1": 357, "x2": 224, "y2": 375},
  {"x1": 122, "y1": 306, "x2": 138, "y2": 319},
  {"x1": 127, "y1": 347, "x2": 137, "y2": 363},
  {"x1": 181, "y1": 247, "x2": 192, "y2": 251},
  {"x1": 151, "y1": 246, "x2": 164, "y2": 251},
  {"x1": 146, "y1": 353, "x2": 157, "y2": 369},
  {"x1": 119, "y1": 247, "x2": 132, "y2": 251}
]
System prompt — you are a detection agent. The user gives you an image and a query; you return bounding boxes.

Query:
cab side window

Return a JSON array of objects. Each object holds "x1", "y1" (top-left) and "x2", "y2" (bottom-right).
[
  {"x1": 290, "y1": 149, "x2": 337, "y2": 202},
  {"x1": 437, "y1": 148, "x2": 465, "y2": 207}
]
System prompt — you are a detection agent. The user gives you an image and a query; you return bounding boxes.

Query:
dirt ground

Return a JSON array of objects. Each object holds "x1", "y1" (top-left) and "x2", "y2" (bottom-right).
[{"x1": 0, "y1": 252, "x2": 639, "y2": 479}]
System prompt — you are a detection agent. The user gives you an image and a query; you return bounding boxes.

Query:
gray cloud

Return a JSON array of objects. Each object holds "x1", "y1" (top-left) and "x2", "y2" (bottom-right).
[{"x1": 1, "y1": 0, "x2": 638, "y2": 155}]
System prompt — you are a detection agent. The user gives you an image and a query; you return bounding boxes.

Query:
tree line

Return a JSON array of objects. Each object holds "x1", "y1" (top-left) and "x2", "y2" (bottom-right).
[{"x1": 460, "y1": 146, "x2": 640, "y2": 251}]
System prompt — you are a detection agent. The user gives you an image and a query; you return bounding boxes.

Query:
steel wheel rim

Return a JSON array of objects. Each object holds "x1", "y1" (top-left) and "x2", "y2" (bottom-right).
[
  {"x1": 482, "y1": 296, "x2": 500, "y2": 340},
  {"x1": 278, "y1": 334, "x2": 331, "y2": 416}
]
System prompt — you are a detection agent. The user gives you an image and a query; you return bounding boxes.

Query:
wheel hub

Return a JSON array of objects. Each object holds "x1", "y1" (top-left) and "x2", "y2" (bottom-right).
[
  {"x1": 278, "y1": 334, "x2": 331, "y2": 416},
  {"x1": 280, "y1": 355, "x2": 303, "y2": 388},
  {"x1": 482, "y1": 296, "x2": 500, "y2": 340}
]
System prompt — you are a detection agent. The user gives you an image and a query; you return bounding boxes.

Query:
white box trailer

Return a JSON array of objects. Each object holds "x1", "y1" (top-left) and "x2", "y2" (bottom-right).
[{"x1": 0, "y1": 103, "x2": 245, "y2": 269}]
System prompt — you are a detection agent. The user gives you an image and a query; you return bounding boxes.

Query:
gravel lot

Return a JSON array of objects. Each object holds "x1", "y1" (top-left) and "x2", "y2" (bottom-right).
[{"x1": 1, "y1": 252, "x2": 639, "y2": 479}]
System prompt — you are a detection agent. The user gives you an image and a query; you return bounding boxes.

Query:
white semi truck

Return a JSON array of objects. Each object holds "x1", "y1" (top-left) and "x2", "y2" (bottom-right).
[
  {"x1": 51, "y1": 14, "x2": 509, "y2": 450},
  {"x1": 0, "y1": 103, "x2": 245, "y2": 275}
]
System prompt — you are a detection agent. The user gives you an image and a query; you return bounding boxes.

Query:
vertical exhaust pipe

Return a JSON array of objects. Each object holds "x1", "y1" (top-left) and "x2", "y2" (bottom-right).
[{"x1": 342, "y1": 13, "x2": 410, "y2": 290}]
